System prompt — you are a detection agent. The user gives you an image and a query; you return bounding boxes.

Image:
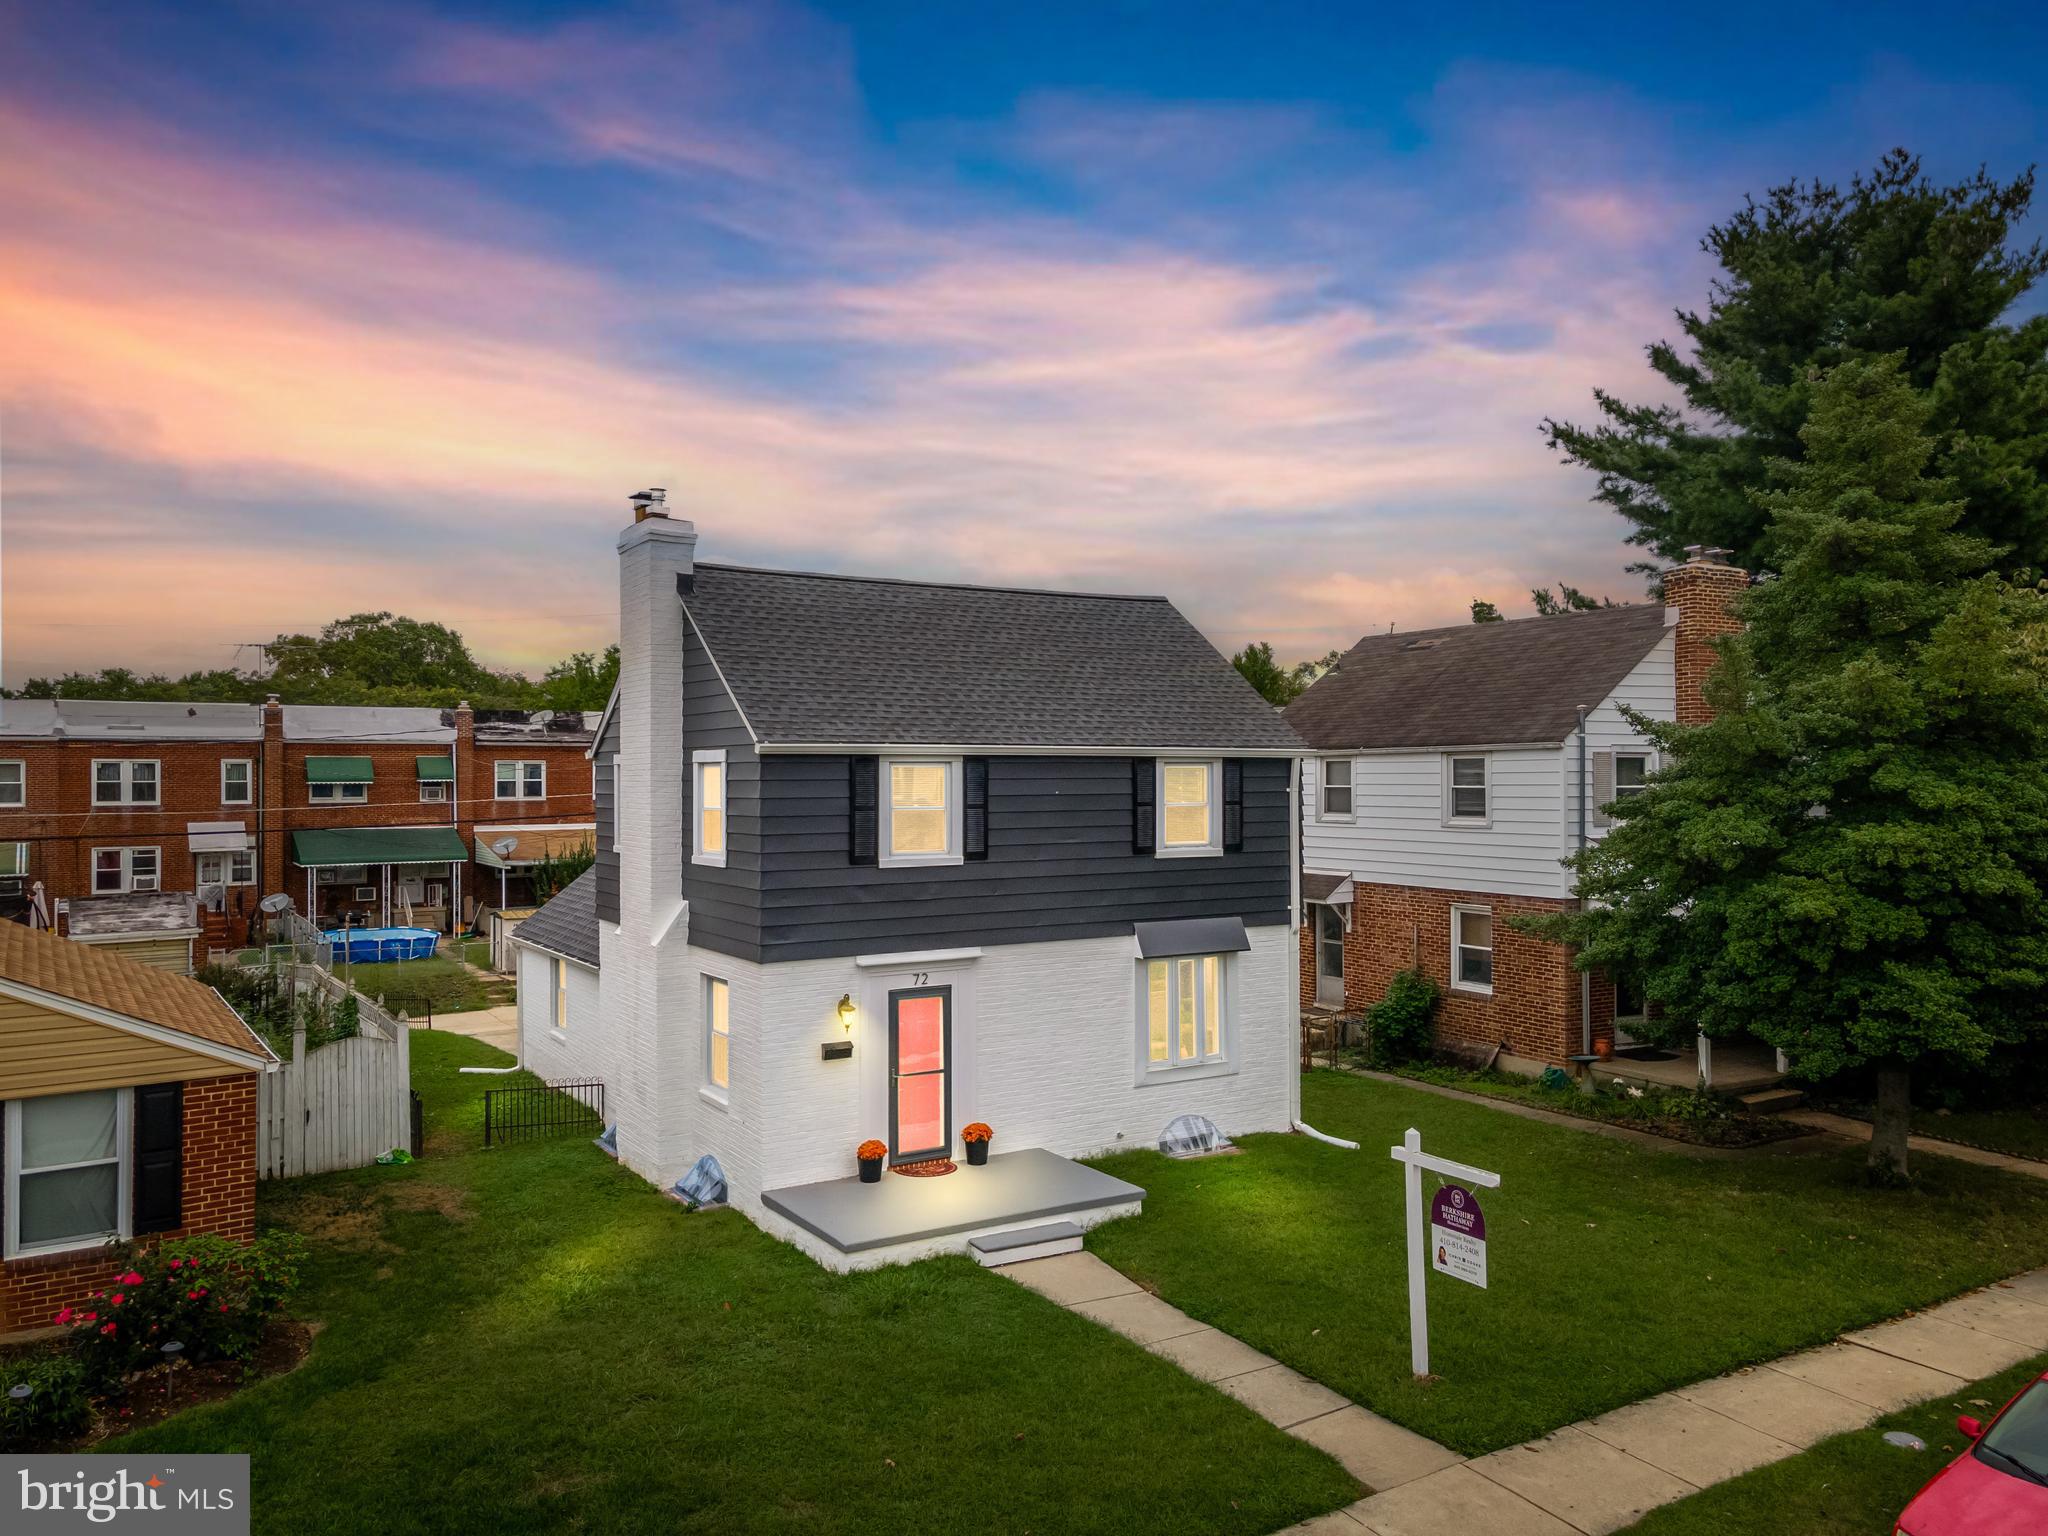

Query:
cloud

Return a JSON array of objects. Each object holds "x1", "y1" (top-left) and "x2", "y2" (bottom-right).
[{"x1": 1, "y1": 6, "x2": 1722, "y2": 686}]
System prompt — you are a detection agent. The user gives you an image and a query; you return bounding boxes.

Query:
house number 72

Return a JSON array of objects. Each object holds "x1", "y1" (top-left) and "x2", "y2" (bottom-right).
[{"x1": 911, "y1": 972, "x2": 930, "y2": 985}]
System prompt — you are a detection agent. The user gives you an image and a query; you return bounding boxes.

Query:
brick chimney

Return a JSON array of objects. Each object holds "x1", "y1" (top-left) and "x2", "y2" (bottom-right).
[
  {"x1": 259, "y1": 694, "x2": 286, "y2": 907},
  {"x1": 1662, "y1": 546, "x2": 1747, "y2": 725}
]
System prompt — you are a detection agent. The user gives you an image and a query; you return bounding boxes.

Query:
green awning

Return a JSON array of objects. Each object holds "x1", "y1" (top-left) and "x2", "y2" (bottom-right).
[
  {"x1": 291, "y1": 827, "x2": 469, "y2": 868},
  {"x1": 305, "y1": 755, "x2": 375, "y2": 784},
  {"x1": 415, "y1": 756, "x2": 454, "y2": 782}
]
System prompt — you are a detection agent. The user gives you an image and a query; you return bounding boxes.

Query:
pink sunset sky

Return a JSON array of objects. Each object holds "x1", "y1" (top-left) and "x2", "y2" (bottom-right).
[{"x1": 3, "y1": 1, "x2": 2037, "y2": 686}]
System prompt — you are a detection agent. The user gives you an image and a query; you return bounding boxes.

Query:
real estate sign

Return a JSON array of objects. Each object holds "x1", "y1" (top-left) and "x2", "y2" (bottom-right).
[{"x1": 1429, "y1": 1183, "x2": 1487, "y2": 1289}]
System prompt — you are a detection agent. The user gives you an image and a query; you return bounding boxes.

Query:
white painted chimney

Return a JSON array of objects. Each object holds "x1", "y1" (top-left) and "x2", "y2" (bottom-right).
[{"x1": 607, "y1": 486, "x2": 699, "y2": 1183}]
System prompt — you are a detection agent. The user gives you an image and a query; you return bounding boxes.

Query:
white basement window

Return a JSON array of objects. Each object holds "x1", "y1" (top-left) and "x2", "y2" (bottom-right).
[
  {"x1": 694, "y1": 749, "x2": 727, "y2": 866},
  {"x1": 1143, "y1": 954, "x2": 1227, "y2": 1070},
  {"x1": 881, "y1": 759, "x2": 961, "y2": 867},
  {"x1": 1451, "y1": 905, "x2": 1494, "y2": 994},
  {"x1": 1157, "y1": 760, "x2": 1221, "y2": 856},
  {"x1": 93, "y1": 846, "x2": 159, "y2": 894},
  {"x1": 495, "y1": 761, "x2": 546, "y2": 800},
  {"x1": 1319, "y1": 757, "x2": 1354, "y2": 820},
  {"x1": 1444, "y1": 755, "x2": 1489, "y2": 824},
  {"x1": 93, "y1": 759, "x2": 159, "y2": 806},
  {"x1": 4, "y1": 1090, "x2": 131, "y2": 1259}
]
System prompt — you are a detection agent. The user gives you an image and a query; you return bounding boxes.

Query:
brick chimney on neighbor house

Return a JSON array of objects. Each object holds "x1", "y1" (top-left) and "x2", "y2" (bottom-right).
[{"x1": 1663, "y1": 546, "x2": 1748, "y2": 725}]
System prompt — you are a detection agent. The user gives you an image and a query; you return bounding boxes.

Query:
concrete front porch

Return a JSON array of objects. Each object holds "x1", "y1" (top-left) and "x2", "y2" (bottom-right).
[
  {"x1": 759, "y1": 1147, "x2": 1145, "y2": 1272},
  {"x1": 1597, "y1": 1036, "x2": 1788, "y2": 1098}
]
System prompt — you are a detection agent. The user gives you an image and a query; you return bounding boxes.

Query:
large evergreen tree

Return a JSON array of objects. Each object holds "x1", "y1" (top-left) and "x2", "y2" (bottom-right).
[
  {"x1": 1538, "y1": 359, "x2": 2048, "y2": 1179},
  {"x1": 1546, "y1": 151, "x2": 2048, "y2": 576}
]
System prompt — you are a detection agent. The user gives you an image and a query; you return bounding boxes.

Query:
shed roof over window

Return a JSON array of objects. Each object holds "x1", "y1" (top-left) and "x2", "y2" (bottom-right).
[
  {"x1": 290, "y1": 826, "x2": 468, "y2": 867},
  {"x1": 1132, "y1": 916, "x2": 1250, "y2": 959},
  {"x1": 415, "y1": 756, "x2": 454, "y2": 781},
  {"x1": 305, "y1": 756, "x2": 374, "y2": 783}
]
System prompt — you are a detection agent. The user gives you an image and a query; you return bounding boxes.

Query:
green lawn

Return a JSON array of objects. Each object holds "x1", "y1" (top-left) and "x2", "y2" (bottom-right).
[
  {"x1": 338, "y1": 954, "x2": 513, "y2": 1017},
  {"x1": 1622, "y1": 1353, "x2": 2048, "y2": 1534},
  {"x1": 110, "y1": 1034, "x2": 1361, "y2": 1535},
  {"x1": 1085, "y1": 1071, "x2": 2048, "y2": 1456},
  {"x1": 1908, "y1": 1106, "x2": 2048, "y2": 1162}
]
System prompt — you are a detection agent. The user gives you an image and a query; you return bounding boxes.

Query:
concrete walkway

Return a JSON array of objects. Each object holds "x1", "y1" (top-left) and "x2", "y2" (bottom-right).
[
  {"x1": 1781, "y1": 1109, "x2": 2048, "y2": 1180},
  {"x1": 1332, "y1": 1267, "x2": 2048, "y2": 1535},
  {"x1": 1001, "y1": 1251, "x2": 1462, "y2": 1493},
  {"x1": 411, "y1": 1001, "x2": 518, "y2": 1055}
]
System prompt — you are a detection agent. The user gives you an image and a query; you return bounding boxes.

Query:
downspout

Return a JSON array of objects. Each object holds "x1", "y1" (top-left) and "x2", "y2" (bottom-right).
[
  {"x1": 1576, "y1": 704, "x2": 1592, "y2": 1057},
  {"x1": 1289, "y1": 750, "x2": 1357, "y2": 1150}
]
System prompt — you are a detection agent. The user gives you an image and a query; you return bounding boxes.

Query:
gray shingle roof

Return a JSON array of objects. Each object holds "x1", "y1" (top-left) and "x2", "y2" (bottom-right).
[
  {"x1": 514, "y1": 869, "x2": 598, "y2": 969},
  {"x1": 1285, "y1": 604, "x2": 1673, "y2": 751},
  {"x1": 682, "y1": 564, "x2": 1303, "y2": 751}
]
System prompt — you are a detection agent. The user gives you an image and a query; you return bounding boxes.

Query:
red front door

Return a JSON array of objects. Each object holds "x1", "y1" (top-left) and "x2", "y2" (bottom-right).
[{"x1": 889, "y1": 988, "x2": 951, "y2": 1162}]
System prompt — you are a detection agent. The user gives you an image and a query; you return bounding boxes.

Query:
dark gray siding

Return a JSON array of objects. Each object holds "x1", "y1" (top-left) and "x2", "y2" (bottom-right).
[
  {"x1": 732, "y1": 754, "x2": 1292, "y2": 964},
  {"x1": 679, "y1": 620, "x2": 763, "y2": 958},
  {"x1": 593, "y1": 708, "x2": 620, "y2": 925}
]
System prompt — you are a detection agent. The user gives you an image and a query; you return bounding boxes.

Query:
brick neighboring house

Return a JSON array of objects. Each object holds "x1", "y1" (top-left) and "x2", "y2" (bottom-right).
[
  {"x1": 0, "y1": 698, "x2": 596, "y2": 956},
  {"x1": 1286, "y1": 549, "x2": 1753, "y2": 1080},
  {"x1": 0, "y1": 917, "x2": 275, "y2": 1337}
]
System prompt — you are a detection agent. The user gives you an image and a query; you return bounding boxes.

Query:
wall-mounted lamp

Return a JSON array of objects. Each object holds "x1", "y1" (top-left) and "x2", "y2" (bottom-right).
[{"x1": 836, "y1": 993, "x2": 858, "y2": 1031}]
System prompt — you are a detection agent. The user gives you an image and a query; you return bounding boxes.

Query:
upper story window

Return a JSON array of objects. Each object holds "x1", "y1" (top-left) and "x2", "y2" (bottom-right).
[
  {"x1": 221, "y1": 759, "x2": 253, "y2": 805},
  {"x1": 1614, "y1": 752, "x2": 1651, "y2": 800},
  {"x1": 609, "y1": 755, "x2": 621, "y2": 854},
  {"x1": 93, "y1": 846, "x2": 159, "y2": 894},
  {"x1": 0, "y1": 761, "x2": 23, "y2": 807},
  {"x1": 1443, "y1": 755, "x2": 1489, "y2": 825},
  {"x1": 1451, "y1": 905, "x2": 1493, "y2": 994},
  {"x1": 419, "y1": 781, "x2": 449, "y2": 803},
  {"x1": 1319, "y1": 758, "x2": 1354, "y2": 821},
  {"x1": 495, "y1": 760, "x2": 546, "y2": 800},
  {"x1": 93, "y1": 759, "x2": 159, "y2": 806},
  {"x1": 881, "y1": 759, "x2": 960, "y2": 867},
  {"x1": 0, "y1": 843, "x2": 29, "y2": 889},
  {"x1": 1157, "y1": 760, "x2": 1221, "y2": 856},
  {"x1": 1142, "y1": 953, "x2": 1227, "y2": 1070},
  {"x1": 309, "y1": 780, "x2": 369, "y2": 803},
  {"x1": 693, "y1": 750, "x2": 727, "y2": 866},
  {"x1": 4, "y1": 1090, "x2": 129, "y2": 1258}
]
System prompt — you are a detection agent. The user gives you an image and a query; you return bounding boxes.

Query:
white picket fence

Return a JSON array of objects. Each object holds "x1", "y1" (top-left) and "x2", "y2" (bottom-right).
[{"x1": 255, "y1": 965, "x2": 414, "y2": 1179}]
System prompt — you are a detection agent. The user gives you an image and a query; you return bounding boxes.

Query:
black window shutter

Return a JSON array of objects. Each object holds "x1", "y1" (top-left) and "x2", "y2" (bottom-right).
[
  {"x1": 849, "y1": 756, "x2": 879, "y2": 866},
  {"x1": 133, "y1": 1082, "x2": 183, "y2": 1235},
  {"x1": 1132, "y1": 758, "x2": 1156, "y2": 853},
  {"x1": 1222, "y1": 760, "x2": 1245, "y2": 853},
  {"x1": 963, "y1": 757, "x2": 990, "y2": 860}
]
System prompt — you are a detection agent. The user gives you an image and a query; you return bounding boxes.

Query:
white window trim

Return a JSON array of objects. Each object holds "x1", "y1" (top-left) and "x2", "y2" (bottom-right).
[
  {"x1": 3, "y1": 1092, "x2": 133, "y2": 1260},
  {"x1": 1613, "y1": 745, "x2": 1657, "y2": 800},
  {"x1": 220, "y1": 758, "x2": 254, "y2": 806},
  {"x1": 1451, "y1": 903, "x2": 1495, "y2": 996},
  {"x1": 0, "y1": 842, "x2": 28, "y2": 880},
  {"x1": 308, "y1": 781, "x2": 370, "y2": 804},
  {"x1": 550, "y1": 957, "x2": 569, "y2": 1036},
  {"x1": 0, "y1": 759, "x2": 23, "y2": 808},
  {"x1": 419, "y1": 780, "x2": 449, "y2": 803},
  {"x1": 692, "y1": 749, "x2": 728, "y2": 868},
  {"x1": 702, "y1": 974, "x2": 731, "y2": 1106},
  {"x1": 92, "y1": 758, "x2": 160, "y2": 806},
  {"x1": 1154, "y1": 758, "x2": 1223, "y2": 858},
  {"x1": 494, "y1": 760, "x2": 547, "y2": 800},
  {"x1": 1317, "y1": 756, "x2": 1356, "y2": 823},
  {"x1": 196, "y1": 850, "x2": 255, "y2": 887},
  {"x1": 92, "y1": 845, "x2": 160, "y2": 894},
  {"x1": 1134, "y1": 952, "x2": 1235, "y2": 1084},
  {"x1": 1442, "y1": 753, "x2": 1491, "y2": 828},
  {"x1": 879, "y1": 757, "x2": 964, "y2": 869},
  {"x1": 609, "y1": 755, "x2": 621, "y2": 854}
]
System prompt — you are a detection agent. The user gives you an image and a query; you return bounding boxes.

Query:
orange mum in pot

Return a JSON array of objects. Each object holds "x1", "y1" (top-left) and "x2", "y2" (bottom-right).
[
  {"x1": 857, "y1": 1139, "x2": 888, "y2": 1160},
  {"x1": 961, "y1": 1124, "x2": 993, "y2": 1143}
]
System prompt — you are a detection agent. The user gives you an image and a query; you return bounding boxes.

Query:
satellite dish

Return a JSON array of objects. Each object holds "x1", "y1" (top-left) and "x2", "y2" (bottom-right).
[
  {"x1": 491, "y1": 837, "x2": 518, "y2": 858},
  {"x1": 259, "y1": 893, "x2": 295, "y2": 915}
]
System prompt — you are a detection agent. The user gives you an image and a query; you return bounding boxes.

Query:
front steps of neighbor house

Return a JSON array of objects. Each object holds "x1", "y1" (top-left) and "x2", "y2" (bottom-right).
[
  {"x1": 1740, "y1": 1086, "x2": 1807, "y2": 1114},
  {"x1": 970, "y1": 1221, "x2": 1085, "y2": 1266}
]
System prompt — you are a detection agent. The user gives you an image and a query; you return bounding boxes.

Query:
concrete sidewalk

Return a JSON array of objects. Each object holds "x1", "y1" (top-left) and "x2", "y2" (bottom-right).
[
  {"x1": 1334, "y1": 1267, "x2": 2048, "y2": 1535},
  {"x1": 1001, "y1": 1251, "x2": 1462, "y2": 1494},
  {"x1": 1781, "y1": 1109, "x2": 2048, "y2": 1181}
]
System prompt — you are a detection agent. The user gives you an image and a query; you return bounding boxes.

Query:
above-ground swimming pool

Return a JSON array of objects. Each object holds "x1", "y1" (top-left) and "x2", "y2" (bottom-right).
[{"x1": 323, "y1": 926, "x2": 439, "y2": 963}]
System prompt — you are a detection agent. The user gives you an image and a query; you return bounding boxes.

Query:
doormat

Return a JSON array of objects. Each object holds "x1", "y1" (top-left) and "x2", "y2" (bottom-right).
[{"x1": 892, "y1": 1158, "x2": 957, "y2": 1178}]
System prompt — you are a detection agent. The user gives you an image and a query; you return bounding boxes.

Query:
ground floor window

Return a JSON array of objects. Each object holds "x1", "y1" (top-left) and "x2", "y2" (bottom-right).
[
  {"x1": 196, "y1": 850, "x2": 255, "y2": 886},
  {"x1": 92, "y1": 846, "x2": 159, "y2": 894},
  {"x1": 4, "y1": 1089, "x2": 128, "y2": 1258},
  {"x1": 1451, "y1": 905, "x2": 1493, "y2": 993},
  {"x1": 704, "y1": 976, "x2": 730, "y2": 1095},
  {"x1": 1143, "y1": 954, "x2": 1226, "y2": 1068}
]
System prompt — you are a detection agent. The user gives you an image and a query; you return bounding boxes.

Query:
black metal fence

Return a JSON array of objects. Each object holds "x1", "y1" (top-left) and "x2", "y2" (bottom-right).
[{"x1": 483, "y1": 1079, "x2": 605, "y2": 1149}]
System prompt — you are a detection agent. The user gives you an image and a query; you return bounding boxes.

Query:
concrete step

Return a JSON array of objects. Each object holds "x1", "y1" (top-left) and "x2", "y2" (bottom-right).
[
  {"x1": 970, "y1": 1221, "x2": 1084, "y2": 1267},
  {"x1": 1741, "y1": 1087, "x2": 1807, "y2": 1114}
]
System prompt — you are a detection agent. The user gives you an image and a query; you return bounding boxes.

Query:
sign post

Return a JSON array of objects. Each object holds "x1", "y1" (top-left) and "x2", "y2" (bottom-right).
[{"x1": 1390, "y1": 1127, "x2": 1501, "y2": 1378}]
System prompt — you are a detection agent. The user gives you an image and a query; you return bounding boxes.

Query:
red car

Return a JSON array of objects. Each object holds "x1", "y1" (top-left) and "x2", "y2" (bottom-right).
[{"x1": 1895, "y1": 1368, "x2": 2048, "y2": 1535}]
